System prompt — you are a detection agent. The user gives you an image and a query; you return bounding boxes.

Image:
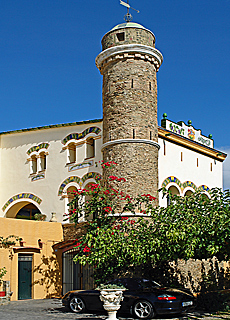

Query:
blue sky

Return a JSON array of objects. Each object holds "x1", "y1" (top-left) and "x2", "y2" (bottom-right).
[{"x1": 0, "y1": 0, "x2": 229, "y2": 188}]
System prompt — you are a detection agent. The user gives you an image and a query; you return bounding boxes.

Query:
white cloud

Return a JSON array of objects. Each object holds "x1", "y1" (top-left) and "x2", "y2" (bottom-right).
[{"x1": 218, "y1": 147, "x2": 230, "y2": 190}]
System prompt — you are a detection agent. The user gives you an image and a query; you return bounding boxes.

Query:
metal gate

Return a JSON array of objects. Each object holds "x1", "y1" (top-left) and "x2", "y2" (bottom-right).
[
  {"x1": 18, "y1": 255, "x2": 32, "y2": 300},
  {"x1": 62, "y1": 249, "x2": 94, "y2": 295}
]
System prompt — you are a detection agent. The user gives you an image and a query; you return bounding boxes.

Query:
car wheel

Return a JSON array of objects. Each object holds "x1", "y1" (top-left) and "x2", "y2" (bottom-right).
[
  {"x1": 133, "y1": 300, "x2": 155, "y2": 319},
  {"x1": 69, "y1": 296, "x2": 86, "y2": 313}
]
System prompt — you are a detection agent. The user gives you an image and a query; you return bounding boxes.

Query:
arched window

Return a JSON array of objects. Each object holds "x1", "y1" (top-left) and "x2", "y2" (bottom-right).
[
  {"x1": 167, "y1": 186, "x2": 180, "y2": 206},
  {"x1": 86, "y1": 138, "x2": 95, "y2": 159},
  {"x1": 67, "y1": 186, "x2": 78, "y2": 210},
  {"x1": 184, "y1": 190, "x2": 194, "y2": 197},
  {"x1": 16, "y1": 204, "x2": 41, "y2": 220}
]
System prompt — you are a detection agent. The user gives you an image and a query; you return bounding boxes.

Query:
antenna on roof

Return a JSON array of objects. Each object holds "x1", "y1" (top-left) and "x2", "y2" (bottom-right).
[{"x1": 120, "y1": 0, "x2": 140, "y2": 22}]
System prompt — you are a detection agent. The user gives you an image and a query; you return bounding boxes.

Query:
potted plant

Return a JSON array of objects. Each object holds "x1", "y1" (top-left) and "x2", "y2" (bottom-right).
[
  {"x1": 97, "y1": 283, "x2": 126, "y2": 320},
  {"x1": 0, "y1": 267, "x2": 7, "y2": 297},
  {"x1": 34, "y1": 213, "x2": 46, "y2": 221}
]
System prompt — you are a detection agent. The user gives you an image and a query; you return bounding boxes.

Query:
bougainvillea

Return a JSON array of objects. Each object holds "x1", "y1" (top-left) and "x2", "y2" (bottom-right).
[{"x1": 66, "y1": 162, "x2": 230, "y2": 283}]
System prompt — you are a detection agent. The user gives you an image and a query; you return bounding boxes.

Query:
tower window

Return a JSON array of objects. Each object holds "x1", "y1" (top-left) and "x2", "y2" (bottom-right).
[
  {"x1": 149, "y1": 82, "x2": 152, "y2": 91},
  {"x1": 163, "y1": 140, "x2": 166, "y2": 156},
  {"x1": 210, "y1": 163, "x2": 213, "y2": 171},
  {"x1": 116, "y1": 32, "x2": 125, "y2": 42},
  {"x1": 131, "y1": 79, "x2": 134, "y2": 88},
  {"x1": 197, "y1": 158, "x2": 199, "y2": 167},
  {"x1": 181, "y1": 152, "x2": 183, "y2": 162},
  {"x1": 133, "y1": 129, "x2": 135, "y2": 139}
]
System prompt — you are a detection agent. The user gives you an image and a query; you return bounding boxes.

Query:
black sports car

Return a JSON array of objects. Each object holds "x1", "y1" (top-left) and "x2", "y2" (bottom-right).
[{"x1": 62, "y1": 278, "x2": 195, "y2": 319}]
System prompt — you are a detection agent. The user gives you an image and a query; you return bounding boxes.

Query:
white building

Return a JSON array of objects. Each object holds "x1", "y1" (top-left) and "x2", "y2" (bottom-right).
[{"x1": 0, "y1": 114, "x2": 226, "y2": 223}]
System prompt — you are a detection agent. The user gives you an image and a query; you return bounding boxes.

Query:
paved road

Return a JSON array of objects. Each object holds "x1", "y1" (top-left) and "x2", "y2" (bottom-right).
[{"x1": 0, "y1": 299, "x2": 229, "y2": 320}]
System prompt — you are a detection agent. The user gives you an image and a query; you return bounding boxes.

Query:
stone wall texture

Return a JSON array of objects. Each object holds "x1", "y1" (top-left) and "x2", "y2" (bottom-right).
[
  {"x1": 168, "y1": 257, "x2": 230, "y2": 294},
  {"x1": 103, "y1": 143, "x2": 159, "y2": 200},
  {"x1": 102, "y1": 27, "x2": 155, "y2": 50},
  {"x1": 100, "y1": 42, "x2": 159, "y2": 199},
  {"x1": 63, "y1": 223, "x2": 87, "y2": 241},
  {"x1": 102, "y1": 59, "x2": 158, "y2": 142}
]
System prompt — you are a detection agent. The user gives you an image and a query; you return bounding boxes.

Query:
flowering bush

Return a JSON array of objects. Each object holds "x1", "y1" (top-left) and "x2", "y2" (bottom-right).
[{"x1": 66, "y1": 162, "x2": 230, "y2": 284}]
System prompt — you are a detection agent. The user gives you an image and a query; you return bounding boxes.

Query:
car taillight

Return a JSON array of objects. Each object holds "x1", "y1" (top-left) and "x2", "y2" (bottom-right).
[{"x1": 158, "y1": 295, "x2": 176, "y2": 301}]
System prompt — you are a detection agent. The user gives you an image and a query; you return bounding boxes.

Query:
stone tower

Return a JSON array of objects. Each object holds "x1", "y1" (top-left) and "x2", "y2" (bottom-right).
[{"x1": 96, "y1": 22, "x2": 163, "y2": 200}]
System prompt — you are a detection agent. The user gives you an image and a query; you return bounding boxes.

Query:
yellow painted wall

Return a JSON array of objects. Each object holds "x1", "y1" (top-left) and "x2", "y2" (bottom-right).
[{"x1": 0, "y1": 217, "x2": 63, "y2": 300}]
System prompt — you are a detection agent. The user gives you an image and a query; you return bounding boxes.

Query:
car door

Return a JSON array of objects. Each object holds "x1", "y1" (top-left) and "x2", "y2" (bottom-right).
[{"x1": 81, "y1": 290, "x2": 103, "y2": 311}]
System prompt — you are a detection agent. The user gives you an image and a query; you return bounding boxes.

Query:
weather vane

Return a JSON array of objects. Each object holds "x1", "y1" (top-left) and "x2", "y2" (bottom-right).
[{"x1": 119, "y1": 0, "x2": 139, "y2": 22}]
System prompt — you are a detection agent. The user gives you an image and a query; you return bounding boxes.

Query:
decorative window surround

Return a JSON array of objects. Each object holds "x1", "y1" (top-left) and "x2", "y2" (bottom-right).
[
  {"x1": 28, "y1": 152, "x2": 48, "y2": 178},
  {"x1": 62, "y1": 127, "x2": 101, "y2": 145},
  {"x1": 58, "y1": 172, "x2": 102, "y2": 196},
  {"x1": 2, "y1": 193, "x2": 42, "y2": 212},
  {"x1": 161, "y1": 176, "x2": 210, "y2": 194},
  {"x1": 27, "y1": 143, "x2": 49, "y2": 155},
  {"x1": 101, "y1": 139, "x2": 160, "y2": 151}
]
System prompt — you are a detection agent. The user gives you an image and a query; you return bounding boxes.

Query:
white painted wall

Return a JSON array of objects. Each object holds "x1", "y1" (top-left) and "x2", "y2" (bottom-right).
[
  {"x1": 158, "y1": 137, "x2": 223, "y2": 206},
  {"x1": 0, "y1": 121, "x2": 224, "y2": 221},
  {"x1": 0, "y1": 122, "x2": 102, "y2": 222}
]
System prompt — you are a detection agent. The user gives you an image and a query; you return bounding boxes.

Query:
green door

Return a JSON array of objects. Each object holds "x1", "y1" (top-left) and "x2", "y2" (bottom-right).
[{"x1": 18, "y1": 255, "x2": 32, "y2": 300}]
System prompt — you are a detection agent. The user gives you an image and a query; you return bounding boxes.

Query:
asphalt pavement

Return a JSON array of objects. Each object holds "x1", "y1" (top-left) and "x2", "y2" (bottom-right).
[{"x1": 0, "y1": 299, "x2": 229, "y2": 320}]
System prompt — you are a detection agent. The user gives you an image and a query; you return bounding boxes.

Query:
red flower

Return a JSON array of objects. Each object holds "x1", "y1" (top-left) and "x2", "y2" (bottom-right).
[
  {"x1": 104, "y1": 206, "x2": 112, "y2": 213},
  {"x1": 74, "y1": 241, "x2": 82, "y2": 248},
  {"x1": 83, "y1": 246, "x2": 91, "y2": 253}
]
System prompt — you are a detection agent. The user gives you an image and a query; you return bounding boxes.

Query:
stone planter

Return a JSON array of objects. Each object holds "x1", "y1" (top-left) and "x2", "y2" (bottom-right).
[{"x1": 99, "y1": 288, "x2": 125, "y2": 320}]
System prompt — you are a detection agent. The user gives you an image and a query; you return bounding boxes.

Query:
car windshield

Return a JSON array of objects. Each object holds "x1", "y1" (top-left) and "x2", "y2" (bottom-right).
[
  {"x1": 103, "y1": 278, "x2": 161, "y2": 290},
  {"x1": 138, "y1": 279, "x2": 161, "y2": 289}
]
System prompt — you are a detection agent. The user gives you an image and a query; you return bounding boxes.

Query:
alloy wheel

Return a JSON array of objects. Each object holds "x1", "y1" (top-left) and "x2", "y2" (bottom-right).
[
  {"x1": 69, "y1": 296, "x2": 85, "y2": 313},
  {"x1": 133, "y1": 300, "x2": 154, "y2": 319}
]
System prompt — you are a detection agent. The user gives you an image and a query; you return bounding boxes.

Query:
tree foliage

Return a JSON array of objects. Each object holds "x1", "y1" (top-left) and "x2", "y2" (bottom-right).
[{"x1": 67, "y1": 162, "x2": 230, "y2": 283}]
